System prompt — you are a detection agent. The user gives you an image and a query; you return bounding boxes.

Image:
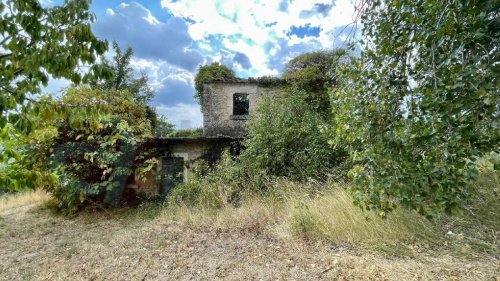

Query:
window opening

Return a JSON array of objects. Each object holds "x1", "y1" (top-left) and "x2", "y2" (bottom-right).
[{"x1": 233, "y1": 93, "x2": 249, "y2": 115}]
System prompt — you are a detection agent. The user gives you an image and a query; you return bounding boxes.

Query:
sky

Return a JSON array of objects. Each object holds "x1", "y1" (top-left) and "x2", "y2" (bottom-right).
[{"x1": 44, "y1": 0, "x2": 357, "y2": 128}]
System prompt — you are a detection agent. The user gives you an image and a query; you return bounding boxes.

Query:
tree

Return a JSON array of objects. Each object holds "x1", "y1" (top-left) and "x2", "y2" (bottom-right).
[
  {"x1": 0, "y1": 0, "x2": 111, "y2": 130},
  {"x1": 332, "y1": 0, "x2": 499, "y2": 217},
  {"x1": 0, "y1": 0, "x2": 111, "y2": 192},
  {"x1": 95, "y1": 42, "x2": 154, "y2": 104},
  {"x1": 94, "y1": 42, "x2": 174, "y2": 137},
  {"x1": 155, "y1": 115, "x2": 175, "y2": 137},
  {"x1": 240, "y1": 50, "x2": 350, "y2": 181},
  {"x1": 194, "y1": 62, "x2": 235, "y2": 106},
  {"x1": 283, "y1": 49, "x2": 346, "y2": 83},
  {"x1": 283, "y1": 49, "x2": 349, "y2": 116}
]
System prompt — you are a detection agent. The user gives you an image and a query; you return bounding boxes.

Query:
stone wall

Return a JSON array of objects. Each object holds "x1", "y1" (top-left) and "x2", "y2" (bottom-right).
[{"x1": 202, "y1": 81, "x2": 284, "y2": 138}]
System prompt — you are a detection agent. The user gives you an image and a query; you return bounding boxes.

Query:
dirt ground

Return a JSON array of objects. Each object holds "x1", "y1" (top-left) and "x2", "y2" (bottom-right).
[{"x1": 0, "y1": 202, "x2": 499, "y2": 281}]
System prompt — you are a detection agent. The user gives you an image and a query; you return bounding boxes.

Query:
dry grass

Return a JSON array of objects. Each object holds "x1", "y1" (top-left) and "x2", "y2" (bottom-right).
[
  {"x1": 160, "y1": 174, "x2": 499, "y2": 258},
  {"x1": 163, "y1": 179, "x2": 428, "y2": 241},
  {"x1": 0, "y1": 170, "x2": 498, "y2": 280},
  {"x1": 283, "y1": 187, "x2": 437, "y2": 243},
  {"x1": 160, "y1": 197, "x2": 284, "y2": 234},
  {"x1": 0, "y1": 189, "x2": 50, "y2": 213}
]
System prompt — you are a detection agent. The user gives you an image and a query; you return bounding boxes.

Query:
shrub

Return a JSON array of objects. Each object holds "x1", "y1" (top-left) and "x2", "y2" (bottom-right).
[
  {"x1": 39, "y1": 87, "x2": 157, "y2": 212},
  {"x1": 168, "y1": 151, "x2": 270, "y2": 208},
  {"x1": 241, "y1": 86, "x2": 348, "y2": 181}
]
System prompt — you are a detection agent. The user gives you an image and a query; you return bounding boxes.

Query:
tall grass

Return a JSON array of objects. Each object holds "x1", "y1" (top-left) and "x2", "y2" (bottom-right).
[
  {"x1": 2, "y1": 158, "x2": 496, "y2": 256},
  {"x1": 285, "y1": 187, "x2": 436, "y2": 244},
  {"x1": 163, "y1": 179, "x2": 437, "y2": 246},
  {"x1": 163, "y1": 164, "x2": 499, "y2": 254},
  {"x1": 0, "y1": 189, "x2": 50, "y2": 212}
]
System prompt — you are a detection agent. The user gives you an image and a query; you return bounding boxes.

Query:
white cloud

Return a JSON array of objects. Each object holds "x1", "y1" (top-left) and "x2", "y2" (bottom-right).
[
  {"x1": 161, "y1": 0, "x2": 356, "y2": 75},
  {"x1": 93, "y1": 2, "x2": 203, "y2": 72},
  {"x1": 41, "y1": 0, "x2": 359, "y2": 134},
  {"x1": 156, "y1": 103, "x2": 203, "y2": 128}
]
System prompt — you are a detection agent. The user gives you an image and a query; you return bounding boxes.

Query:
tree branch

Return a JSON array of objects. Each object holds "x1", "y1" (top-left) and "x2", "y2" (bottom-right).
[
  {"x1": 0, "y1": 53, "x2": 13, "y2": 59},
  {"x1": 0, "y1": 35, "x2": 11, "y2": 46},
  {"x1": 0, "y1": 83, "x2": 16, "y2": 95},
  {"x1": 14, "y1": 68, "x2": 24, "y2": 76}
]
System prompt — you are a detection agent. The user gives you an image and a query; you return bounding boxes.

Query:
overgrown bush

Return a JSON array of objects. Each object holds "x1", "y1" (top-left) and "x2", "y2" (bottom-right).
[
  {"x1": 282, "y1": 49, "x2": 349, "y2": 116},
  {"x1": 37, "y1": 87, "x2": 157, "y2": 212},
  {"x1": 240, "y1": 85, "x2": 348, "y2": 181},
  {"x1": 168, "y1": 151, "x2": 270, "y2": 208}
]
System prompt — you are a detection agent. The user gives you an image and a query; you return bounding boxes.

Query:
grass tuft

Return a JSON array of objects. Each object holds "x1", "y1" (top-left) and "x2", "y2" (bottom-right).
[{"x1": 0, "y1": 189, "x2": 51, "y2": 213}]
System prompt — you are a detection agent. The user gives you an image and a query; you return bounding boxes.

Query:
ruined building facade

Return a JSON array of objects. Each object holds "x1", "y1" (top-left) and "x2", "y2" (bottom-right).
[
  {"x1": 202, "y1": 79, "x2": 282, "y2": 138},
  {"x1": 131, "y1": 79, "x2": 284, "y2": 196}
]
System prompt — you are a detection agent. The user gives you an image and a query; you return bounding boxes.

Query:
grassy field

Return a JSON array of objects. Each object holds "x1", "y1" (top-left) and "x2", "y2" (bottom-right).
[{"x1": 0, "y1": 171, "x2": 498, "y2": 280}]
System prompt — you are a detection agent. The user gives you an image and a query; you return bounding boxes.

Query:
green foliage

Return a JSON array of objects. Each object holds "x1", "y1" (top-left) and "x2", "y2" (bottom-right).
[
  {"x1": 0, "y1": 0, "x2": 112, "y2": 193},
  {"x1": 290, "y1": 202, "x2": 319, "y2": 237},
  {"x1": 283, "y1": 49, "x2": 346, "y2": 83},
  {"x1": 167, "y1": 127, "x2": 203, "y2": 138},
  {"x1": 283, "y1": 49, "x2": 350, "y2": 116},
  {"x1": 0, "y1": 0, "x2": 112, "y2": 130},
  {"x1": 92, "y1": 42, "x2": 174, "y2": 138},
  {"x1": 35, "y1": 87, "x2": 156, "y2": 212},
  {"x1": 168, "y1": 151, "x2": 241, "y2": 208},
  {"x1": 0, "y1": 124, "x2": 58, "y2": 193},
  {"x1": 94, "y1": 42, "x2": 154, "y2": 104},
  {"x1": 332, "y1": 0, "x2": 499, "y2": 217},
  {"x1": 169, "y1": 151, "x2": 269, "y2": 208},
  {"x1": 194, "y1": 62, "x2": 235, "y2": 106},
  {"x1": 155, "y1": 115, "x2": 175, "y2": 137},
  {"x1": 241, "y1": 86, "x2": 348, "y2": 181}
]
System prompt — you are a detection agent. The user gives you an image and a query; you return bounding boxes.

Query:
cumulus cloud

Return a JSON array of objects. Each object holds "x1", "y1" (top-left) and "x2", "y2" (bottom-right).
[
  {"x1": 300, "y1": 2, "x2": 335, "y2": 18},
  {"x1": 91, "y1": 1, "x2": 205, "y2": 127},
  {"x1": 44, "y1": 0, "x2": 358, "y2": 127},
  {"x1": 93, "y1": 2, "x2": 203, "y2": 72},
  {"x1": 278, "y1": 0, "x2": 290, "y2": 12},
  {"x1": 233, "y1": 52, "x2": 252, "y2": 69},
  {"x1": 266, "y1": 38, "x2": 323, "y2": 73},
  {"x1": 160, "y1": 0, "x2": 357, "y2": 76}
]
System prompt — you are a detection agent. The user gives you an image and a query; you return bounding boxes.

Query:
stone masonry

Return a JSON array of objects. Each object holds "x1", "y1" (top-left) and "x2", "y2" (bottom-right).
[{"x1": 202, "y1": 79, "x2": 285, "y2": 138}]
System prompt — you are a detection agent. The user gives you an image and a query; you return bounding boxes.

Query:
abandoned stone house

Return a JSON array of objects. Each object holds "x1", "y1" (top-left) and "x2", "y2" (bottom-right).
[{"x1": 130, "y1": 78, "x2": 285, "y2": 196}]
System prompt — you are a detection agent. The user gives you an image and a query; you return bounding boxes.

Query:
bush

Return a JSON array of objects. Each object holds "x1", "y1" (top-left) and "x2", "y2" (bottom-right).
[
  {"x1": 39, "y1": 87, "x2": 157, "y2": 212},
  {"x1": 240, "y1": 86, "x2": 348, "y2": 181},
  {"x1": 168, "y1": 151, "x2": 270, "y2": 208}
]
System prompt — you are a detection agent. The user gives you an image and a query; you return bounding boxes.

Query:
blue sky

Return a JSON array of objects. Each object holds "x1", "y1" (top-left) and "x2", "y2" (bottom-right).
[{"x1": 44, "y1": 0, "x2": 357, "y2": 128}]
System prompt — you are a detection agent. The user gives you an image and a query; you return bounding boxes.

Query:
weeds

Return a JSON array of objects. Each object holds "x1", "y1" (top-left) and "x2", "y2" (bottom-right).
[
  {"x1": 2, "y1": 161, "x2": 497, "y2": 258},
  {"x1": 0, "y1": 189, "x2": 50, "y2": 212}
]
